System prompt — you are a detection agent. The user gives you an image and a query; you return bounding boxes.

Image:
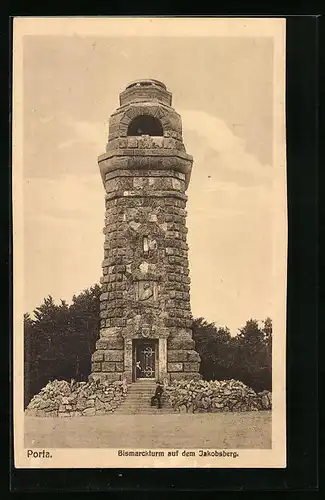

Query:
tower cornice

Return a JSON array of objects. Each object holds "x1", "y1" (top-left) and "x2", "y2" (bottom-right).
[{"x1": 98, "y1": 148, "x2": 193, "y2": 189}]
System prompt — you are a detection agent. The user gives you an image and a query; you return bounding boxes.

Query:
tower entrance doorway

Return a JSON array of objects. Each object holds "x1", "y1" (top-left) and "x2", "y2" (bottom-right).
[{"x1": 133, "y1": 340, "x2": 158, "y2": 380}]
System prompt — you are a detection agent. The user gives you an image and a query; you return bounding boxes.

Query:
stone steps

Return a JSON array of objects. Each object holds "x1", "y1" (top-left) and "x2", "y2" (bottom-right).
[{"x1": 115, "y1": 381, "x2": 174, "y2": 415}]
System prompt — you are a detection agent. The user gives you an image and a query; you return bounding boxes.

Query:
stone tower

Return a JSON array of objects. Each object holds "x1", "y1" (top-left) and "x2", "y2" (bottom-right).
[{"x1": 90, "y1": 79, "x2": 201, "y2": 384}]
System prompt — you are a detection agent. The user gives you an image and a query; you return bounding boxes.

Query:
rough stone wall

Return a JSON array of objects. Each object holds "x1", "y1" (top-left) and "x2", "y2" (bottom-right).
[
  {"x1": 165, "y1": 379, "x2": 272, "y2": 413},
  {"x1": 26, "y1": 380, "x2": 128, "y2": 417}
]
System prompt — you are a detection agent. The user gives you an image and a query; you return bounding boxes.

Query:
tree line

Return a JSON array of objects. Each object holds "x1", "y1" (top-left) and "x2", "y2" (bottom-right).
[
  {"x1": 24, "y1": 284, "x2": 272, "y2": 407},
  {"x1": 191, "y1": 317, "x2": 272, "y2": 394}
]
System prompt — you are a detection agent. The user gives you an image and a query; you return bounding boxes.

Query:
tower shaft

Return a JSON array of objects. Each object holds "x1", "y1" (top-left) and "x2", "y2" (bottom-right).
[{"x1": 90, "y1": 79, "x2": 201, "y2": 384}]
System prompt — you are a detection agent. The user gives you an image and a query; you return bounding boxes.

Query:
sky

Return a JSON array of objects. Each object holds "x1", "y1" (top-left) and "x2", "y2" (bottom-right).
[{"x1": 22, "y1": 33, "x2": 275, "y2": 334}]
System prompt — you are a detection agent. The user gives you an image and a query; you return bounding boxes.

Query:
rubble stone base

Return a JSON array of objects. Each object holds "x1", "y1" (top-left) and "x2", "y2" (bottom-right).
[{"x1": 25, "y1": 379, "x2": 128, "y2": 417}]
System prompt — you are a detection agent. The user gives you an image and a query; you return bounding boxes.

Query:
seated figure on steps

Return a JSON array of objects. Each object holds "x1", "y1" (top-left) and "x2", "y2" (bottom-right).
[
  {"x1": 151, "y1": 381, "x2": 163, "y2": 409},
  {"x1": 136, "y1": 361, "x2": 142, "y2": 378}
]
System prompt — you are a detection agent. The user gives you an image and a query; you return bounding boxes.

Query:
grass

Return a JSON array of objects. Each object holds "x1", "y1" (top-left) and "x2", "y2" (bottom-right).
[{"x1": 24, "y1": 411, "x2": 271, "y2": 449}]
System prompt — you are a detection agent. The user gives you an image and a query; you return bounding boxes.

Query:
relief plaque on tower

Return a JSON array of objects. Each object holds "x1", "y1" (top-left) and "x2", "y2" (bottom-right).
[{"x1": 135, "y1": 280, "x2": 158, "y2": 304}]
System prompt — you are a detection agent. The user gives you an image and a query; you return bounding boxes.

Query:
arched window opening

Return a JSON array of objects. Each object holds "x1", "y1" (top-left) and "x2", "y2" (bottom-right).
[{"x1": 127, "y1": 115, "x2": 163, "y2": 136}]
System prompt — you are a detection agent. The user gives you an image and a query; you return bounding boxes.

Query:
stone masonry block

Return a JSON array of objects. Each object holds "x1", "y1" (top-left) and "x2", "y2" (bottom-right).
[
  {"x1": 89, "y1": 373, "x2": 121, "y2": 383},
  {"x1": 115, "y1": 362, "x2": 124, "y2": 372},
  {"x1": 183, "y1": 362, "x2": 199, "y2": 372},
  {"x1": 99, "y1": 335, "x2": 124, "y2": 350},
  {"x1": 92, "y1": 362, "x2": 101, "y2": 372},
  {"x1": 167, "y1": 337, "x2": 195, "y2": 350},
  {"x1": 102, "y1": 362, "x2": 116, "y2": 372},
  {"x1": 167, "y1": 362, "x2": 183, "y2": 372},
  {"x1": 110, "y1": 319, "x2": 126, "y2": 327},
  {"x1": 92, "y1": 351, "x2": 105, "y2": 362},
  {"x1": 104, "y1": 350, "x2": 124, "y2": 362},
  {"x1": 170, "y1": 372, "x2": 202, "y2": 382},
  {"x1": 187, "y1": 351, "x2": 201, "y2": 362},
  {"x1": 100, "y1": 327, "x2": 123, "y2": 337},
  {"x1": 167, "y1": 350, "x2": 188, "y2": 362},
  {"x1": 96, "y1": 340, "x2": 108, "y2": 350}
]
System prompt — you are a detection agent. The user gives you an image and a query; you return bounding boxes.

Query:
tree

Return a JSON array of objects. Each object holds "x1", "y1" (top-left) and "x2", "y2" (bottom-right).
[
  {"x1": 24, "y1": 313, "x2": 36, "y2": 408},
  {"x1": 68, "y1": 284, "x2": 101, "y2": 379},
  {"x1": 192, "y1": 317, "x2": 234, "y2": 381},
  {"x1": 262, "y1": 317, "x2": 272, "y2": 349},
  {"x1": 24, "y1": 285, "x2": 101, "y2": 407},
  {"x1": 235, "y1": 318, "x2": 272, "y2": 392},
  {"x1": 192, "y1": 316, "x2": 272, "y2": 392}
]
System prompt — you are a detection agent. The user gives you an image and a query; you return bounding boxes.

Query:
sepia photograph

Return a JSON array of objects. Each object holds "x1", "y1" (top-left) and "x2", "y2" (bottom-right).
[{"x1": 13, "y1": 17, "x2": 287, "y2": 468}]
